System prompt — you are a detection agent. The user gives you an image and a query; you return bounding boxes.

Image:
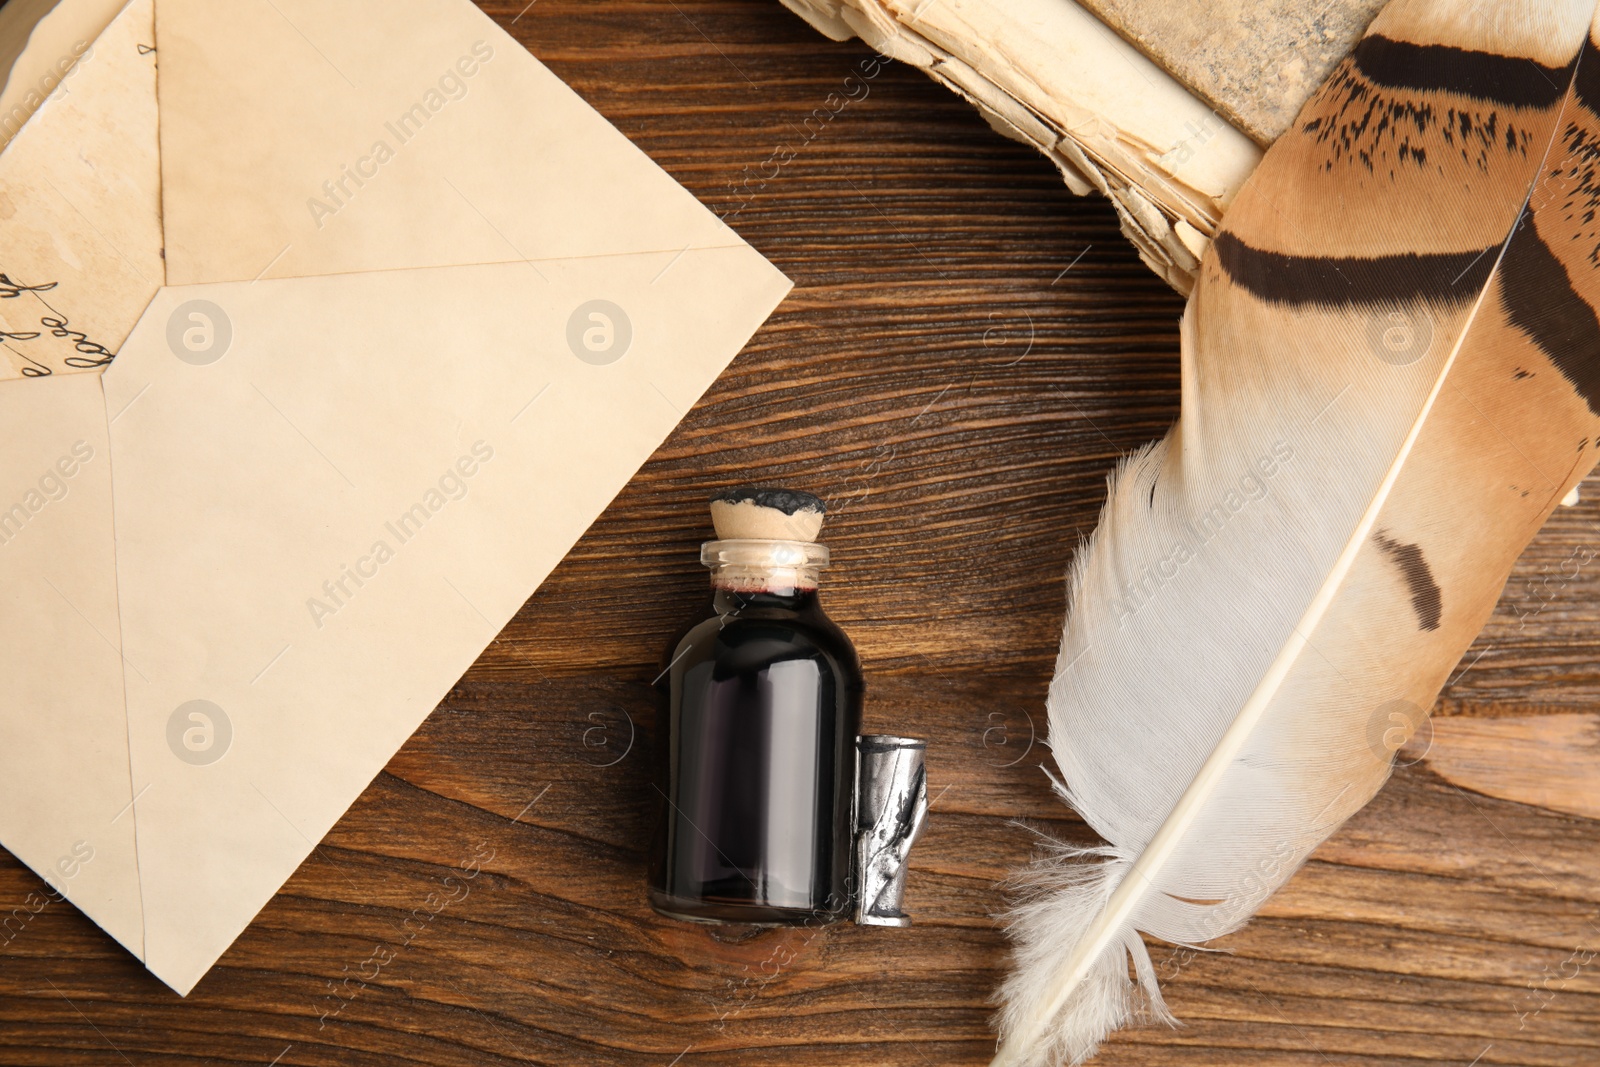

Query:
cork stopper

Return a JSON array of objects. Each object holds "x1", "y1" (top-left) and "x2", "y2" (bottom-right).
[{"x1": 710, "y1": 486, "x2": 826, "y2": 543}]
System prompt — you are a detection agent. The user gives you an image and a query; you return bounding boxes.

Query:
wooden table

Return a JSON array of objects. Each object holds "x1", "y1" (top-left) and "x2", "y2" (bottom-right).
[{"x1": 5, "y1": 2, "x2": 1600, "y2": 1063}]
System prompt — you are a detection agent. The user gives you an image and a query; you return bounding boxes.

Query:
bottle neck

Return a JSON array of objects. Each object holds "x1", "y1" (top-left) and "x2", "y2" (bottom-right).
[
  {"x1": 702, "y1": 539, "x2": 829, "y2": 614},
  {"x1": 712, "y1": 584, "x2": 820, "y2": 616}
]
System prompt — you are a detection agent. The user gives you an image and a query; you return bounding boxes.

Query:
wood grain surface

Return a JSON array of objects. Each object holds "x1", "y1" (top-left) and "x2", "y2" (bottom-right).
[{"x1": 3, "y1": 2, "x2": 1600, "y2": 1064}]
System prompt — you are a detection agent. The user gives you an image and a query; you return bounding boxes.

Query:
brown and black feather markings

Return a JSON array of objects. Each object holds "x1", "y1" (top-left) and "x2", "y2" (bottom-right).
[
  {"x1": 1217, "y1": 32, "x2": 1600, "y2": 416},
  {"x1": 1212, "y1": 230, "x2": 1495, "y2": 307},
  {"x1": 1373, "y1": 529, "x2": 1443, "y2": 632},
  {"x1": 1223, "y1": 34, "x2": 1591, "y2": 309},
  {"x1": 1508, "y1": 36, "x2": 1600, "y2": 411},
  {"x1": 1499, "y1": 207, "x2": 1600, "y2": 411},
  {"x1": 1307, "y1": 41, "x2": 1547, "y2": 178},
  {"x1": 1577, "y1": 34, "x2": 1600, "y2": 114},
  {"x1": 1560, "y1": 58, "x2": 1600, "y2": 266},
  {"x1": 1355, "y1": 35, "x2": 1574, "y2": 110}
]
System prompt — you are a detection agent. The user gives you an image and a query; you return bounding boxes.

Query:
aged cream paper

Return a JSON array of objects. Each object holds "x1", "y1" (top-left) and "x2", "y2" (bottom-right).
[
  {"x1": 0, "y1": 0, "x2": 127, "y2": 150},
  {"x1": 157, "y1": 0, "x2": 748, "y2": 284},
  {"x1": 0, "y1": 0, "x2": 792, "y2": 995},
  {"x1": 0, "y1": 370, "x2": 141, "y2": 957},
  {"x1": 0, "y1": 0, "x2": 160, "y2": 379},
  {"x1": 110, "y1": 247, "x2": 787, "y2": 991}
]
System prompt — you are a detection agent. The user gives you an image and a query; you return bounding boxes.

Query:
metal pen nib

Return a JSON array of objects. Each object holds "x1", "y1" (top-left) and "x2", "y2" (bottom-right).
[{"x1": 854, "y1": 735, "x2": 928, "y2": 926}]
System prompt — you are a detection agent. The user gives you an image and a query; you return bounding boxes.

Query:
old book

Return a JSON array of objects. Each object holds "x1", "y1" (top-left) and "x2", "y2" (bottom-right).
[{"x1": 779, "y1": 0, "x2": 1383, "y2": 291}]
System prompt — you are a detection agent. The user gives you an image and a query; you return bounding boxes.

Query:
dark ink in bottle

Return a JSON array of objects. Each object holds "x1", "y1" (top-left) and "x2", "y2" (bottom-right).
[{"x1": 648, "y1": 488, "x2": 862, "y2": 924}]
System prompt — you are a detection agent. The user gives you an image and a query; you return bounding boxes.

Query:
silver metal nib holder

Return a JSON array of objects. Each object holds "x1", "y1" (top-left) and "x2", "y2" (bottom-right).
[{"x1": 853, "y1": 734, "x2": 929, "y2": 926}]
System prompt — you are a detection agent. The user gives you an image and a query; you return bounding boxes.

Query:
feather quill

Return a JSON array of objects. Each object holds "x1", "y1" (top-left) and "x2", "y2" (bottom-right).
[{"x1": 994, "y1": 1, "x2": 1600, "y2": 1063}]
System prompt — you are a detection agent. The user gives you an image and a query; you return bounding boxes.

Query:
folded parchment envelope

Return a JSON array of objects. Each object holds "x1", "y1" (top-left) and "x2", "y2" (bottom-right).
[{"x1": 0, "y1": 0, "x2": 790, "y2": 993}]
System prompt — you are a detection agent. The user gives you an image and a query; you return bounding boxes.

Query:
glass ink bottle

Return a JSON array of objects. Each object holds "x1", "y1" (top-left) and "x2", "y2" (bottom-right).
[{"x1": 648, "y1": 487, "x2": 864, "y2": 924}]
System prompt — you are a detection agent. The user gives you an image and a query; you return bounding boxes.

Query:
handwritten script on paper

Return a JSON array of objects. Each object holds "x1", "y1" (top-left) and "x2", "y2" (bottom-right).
[
  {"x1": 0, "y1": 272, "x2": 118, "y2": 377},
  {"x1": 0, "y1": 0, "x2": 163, "y2": 383}
]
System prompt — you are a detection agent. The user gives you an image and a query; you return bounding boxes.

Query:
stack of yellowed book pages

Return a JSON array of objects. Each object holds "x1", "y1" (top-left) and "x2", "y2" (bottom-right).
[{"x1": 781, "y1": 0, "x2": 1386, "y2": 292}]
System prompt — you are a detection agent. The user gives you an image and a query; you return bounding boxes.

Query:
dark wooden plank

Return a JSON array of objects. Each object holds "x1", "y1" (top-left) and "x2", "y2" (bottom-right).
[{"x1": 3, "y1": 1, "x2": 1600, "y2": 1065}]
